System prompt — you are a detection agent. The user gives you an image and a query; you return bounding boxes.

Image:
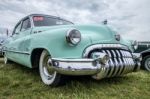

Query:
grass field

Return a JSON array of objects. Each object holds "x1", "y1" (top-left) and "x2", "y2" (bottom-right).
[{"x1": 0, "y1": 58, "x2": 150, "y2": 99}]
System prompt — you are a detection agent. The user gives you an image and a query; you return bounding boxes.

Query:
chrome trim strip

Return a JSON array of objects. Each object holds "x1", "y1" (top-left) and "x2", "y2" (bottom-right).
[
  {"x1": 4, "y1": 50, "x2": 30, "y2": 55},
  {"x1": 127, "y1": 58, "x2": 131, "y2": 73},
  {"x1": 112, "y1": 50, "x2": 116, "y2": 58},
  {"x1": 114, "y1": 58, "x2": 119, "y2": 76},
  {"x1": 122, "y1": 58, "x2": 127, "y2": 74},
  {"x1": 125, "y1": 58, "x2": 130, "y2": 73},
  {"x1": 52, "y1": 58, "x2": 95, "y2": 62},
  {"x1": 116, "y1": 50, "x2": 120, "y2": 57},
  {"x1": 114, "y1": 50, "x2": 121, "y2": 76},
  {"x1": 130, "y1": 58, "x2": 134, "y2": 71},
  {"x1": 111, "y1": 58, "x2": 116, "y2": 76},
  {"x1": 118, "y1": 58, "x2": 123, "y2": 75},
  {"x1": 107, "y1": 50, "x2": 112, "y2": 58},
  {"x1": 106, "y1": 60, "x2": 111, "y2": 77},
  {"x1": 120, "y1": 58, "x2": 125, "y2": 75},
  {"x1": 104, "y1": 62, "x2": 109, "y2": 77},
  {"x1": 108, "y1": 59, "x2": 114, "y2": 77},
  {"x1": 83, "y1": 44, "x2": 129, "y2": 57}
]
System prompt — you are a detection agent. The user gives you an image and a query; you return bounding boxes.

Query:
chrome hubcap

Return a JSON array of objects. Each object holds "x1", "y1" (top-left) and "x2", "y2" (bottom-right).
[{"x1": 42, "y1": 55, "x2": 55, "y2": 80}]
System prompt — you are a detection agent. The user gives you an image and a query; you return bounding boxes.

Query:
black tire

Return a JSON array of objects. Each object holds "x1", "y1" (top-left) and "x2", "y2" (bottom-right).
[
  {"x1": 142, "y1": 55, "x2": 150, "y2": 71},
  {"x1": 39, "y1": 50, "x2": 66, "y2": 86}
]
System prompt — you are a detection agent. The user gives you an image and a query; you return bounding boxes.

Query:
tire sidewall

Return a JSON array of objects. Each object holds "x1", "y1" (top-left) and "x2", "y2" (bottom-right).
[
  {"x1": 39, "y1": 50, "x2": 59, "y2": 85},
  {"x1": 142, "y1": 55, "x2": 150, "y2": 71}
]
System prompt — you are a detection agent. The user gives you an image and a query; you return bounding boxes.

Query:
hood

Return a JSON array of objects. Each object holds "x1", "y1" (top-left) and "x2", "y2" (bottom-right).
[{"x1": 32, "y1": 24, "x2": 119, "y2": 44}]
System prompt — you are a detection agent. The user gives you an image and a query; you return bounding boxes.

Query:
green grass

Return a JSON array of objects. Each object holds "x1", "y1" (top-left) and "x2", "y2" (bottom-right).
[{"x1": 0, "y1": 58, "x2": 150, "y2": 99}]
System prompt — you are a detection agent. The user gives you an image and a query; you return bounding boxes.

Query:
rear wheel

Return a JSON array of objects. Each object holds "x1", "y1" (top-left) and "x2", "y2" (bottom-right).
[
  {"x1": 39, "y1": 50, "x2": 64, "y2": 86},
  {"x1": 142, "y1": 55, "x2": 150, "y2": 71}
]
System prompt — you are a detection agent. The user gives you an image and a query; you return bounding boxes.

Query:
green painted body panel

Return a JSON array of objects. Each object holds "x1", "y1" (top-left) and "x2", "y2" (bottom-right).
[
  {"x1": 30, "y1": 24, "x2": 123, "y2": 57},
  {"x1": 4, "y1": 17, "x2": 132, "y2": 68}
]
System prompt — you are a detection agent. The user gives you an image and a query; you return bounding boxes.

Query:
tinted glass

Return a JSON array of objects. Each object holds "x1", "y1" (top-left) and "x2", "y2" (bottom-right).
[
  {"x1": 14, "y1": 22, "x2": 22, "y2": 34},
  {"x1": 21, "y1": 18, "x2": 31, "y2": 31},
  {"x1": 33, "y1": 16, "x2": 73, "y2": 26}
]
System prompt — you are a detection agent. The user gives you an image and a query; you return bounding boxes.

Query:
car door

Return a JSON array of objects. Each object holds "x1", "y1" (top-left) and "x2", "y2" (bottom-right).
[
  {"x1": 6, "y1": 18, "x2": 32, "y2": 66},
  {"x1": 5, "y1": 21, "x2": 22, "y2": 61},
  {"x1": 18, "y1": 18, "x2": 32, "y2": 54}
]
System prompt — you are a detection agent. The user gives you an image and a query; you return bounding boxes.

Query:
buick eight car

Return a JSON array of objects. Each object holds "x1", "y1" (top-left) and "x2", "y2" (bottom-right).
[{"x1": 3, "y1": 14, "x2": 141, "y2": 86}]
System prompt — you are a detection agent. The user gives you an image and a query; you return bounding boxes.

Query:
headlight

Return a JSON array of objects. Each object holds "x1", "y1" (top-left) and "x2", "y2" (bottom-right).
[
  {"x1": 66, "y1": 29, "x2": 81, "y2": 46},
  {"x1": 132, "y1": 40, "x2": 138, "y2": 50},
  {"x1": 115, "y1": 34, "x2": 120, "y2": 41}
]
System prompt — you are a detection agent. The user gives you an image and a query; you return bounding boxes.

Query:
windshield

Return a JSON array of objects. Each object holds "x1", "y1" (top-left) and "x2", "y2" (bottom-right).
[{"x1": 33, "y1": 16, "x2": 73, "y2": 27}]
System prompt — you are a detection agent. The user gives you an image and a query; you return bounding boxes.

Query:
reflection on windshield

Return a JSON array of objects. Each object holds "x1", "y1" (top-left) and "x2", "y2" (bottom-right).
[{"x1": 33, "y1": 16, "x2": 73, "y2": 27}]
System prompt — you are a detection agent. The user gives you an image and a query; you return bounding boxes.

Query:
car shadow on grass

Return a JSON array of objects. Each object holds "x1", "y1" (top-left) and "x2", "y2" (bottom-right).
[{"x1": 67, "y1": 75, "x2": 130, "y2": 85}]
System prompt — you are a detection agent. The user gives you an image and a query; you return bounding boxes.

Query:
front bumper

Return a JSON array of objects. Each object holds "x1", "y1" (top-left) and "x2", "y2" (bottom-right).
[
  {"x1": 49, "y1": 52, "x2": 141, "y2": 80},
  {"x1": 50, "y1": 53, "x2": 109, "y2": 76}
]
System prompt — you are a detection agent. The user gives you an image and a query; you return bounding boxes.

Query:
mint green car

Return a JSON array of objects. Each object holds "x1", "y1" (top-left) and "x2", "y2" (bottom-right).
[{"x1": 4, "y1": 14, "x2": 141, "y2": 86}]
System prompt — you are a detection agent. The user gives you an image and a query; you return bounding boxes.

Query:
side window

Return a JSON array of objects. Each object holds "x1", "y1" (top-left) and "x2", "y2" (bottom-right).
[
  {"x1": 14, "y1": 22, "x2": 22, "y2": 34},
  {"x1": 21, "y1": 18, "x2": 31, "y2": 31}
]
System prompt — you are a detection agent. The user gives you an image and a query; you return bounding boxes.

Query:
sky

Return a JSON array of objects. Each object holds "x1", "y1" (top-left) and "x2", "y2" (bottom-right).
[{"x1": 0, "y1": 0, "x2": 149, "y2": 41}]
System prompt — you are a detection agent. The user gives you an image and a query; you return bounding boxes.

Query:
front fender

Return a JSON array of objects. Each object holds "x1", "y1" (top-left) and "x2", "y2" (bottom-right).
[{"x1": 29, "y1": 29, "x2": 91, "y2": 58}]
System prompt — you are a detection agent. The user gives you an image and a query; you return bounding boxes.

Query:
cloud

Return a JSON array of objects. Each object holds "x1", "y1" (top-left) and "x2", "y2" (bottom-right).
[{"x1": 0, "y1": 0, "x2": 149, "y2": 41}]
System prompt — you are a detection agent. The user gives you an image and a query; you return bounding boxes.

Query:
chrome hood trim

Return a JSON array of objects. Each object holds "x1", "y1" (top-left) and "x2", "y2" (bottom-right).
[{"x1": 83, "y1": 44, "x2": 129, "y2": 58}]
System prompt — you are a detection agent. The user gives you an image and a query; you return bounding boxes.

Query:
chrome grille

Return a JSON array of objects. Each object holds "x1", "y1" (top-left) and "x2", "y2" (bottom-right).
[
  {"x1": 103, "y1": 49, "x2": 135, "y2": 77},
  {"x1": 86, "y1": 47, "x2": 136, "y2": 78}
]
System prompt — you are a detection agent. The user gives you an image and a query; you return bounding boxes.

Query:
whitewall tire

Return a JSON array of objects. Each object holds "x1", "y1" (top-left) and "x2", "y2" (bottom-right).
[{"x1": 39, "y1": 50, "x2": 64, "y2": 86}]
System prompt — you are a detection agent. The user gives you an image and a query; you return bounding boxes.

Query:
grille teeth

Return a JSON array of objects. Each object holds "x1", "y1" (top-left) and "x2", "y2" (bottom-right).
[{"x1": 89, "y1": 48, "x2": 135, "y2": 77}]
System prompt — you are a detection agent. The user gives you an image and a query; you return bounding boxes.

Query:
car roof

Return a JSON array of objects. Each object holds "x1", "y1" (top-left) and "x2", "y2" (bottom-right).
[
  {"x1": 28, "y1": 14, "x2": 59, "y2": 18},
  {"x1": 20, "y1": 14, "x2": 59, "y2": 21}
]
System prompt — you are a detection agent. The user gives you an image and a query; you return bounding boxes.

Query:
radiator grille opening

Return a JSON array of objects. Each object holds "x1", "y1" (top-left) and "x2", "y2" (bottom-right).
[{"x1": 87, "y1": 48, "x2": 134, "y2": 77}]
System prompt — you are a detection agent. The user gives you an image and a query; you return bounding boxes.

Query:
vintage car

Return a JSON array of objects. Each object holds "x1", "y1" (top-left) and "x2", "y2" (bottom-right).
[
  {"x1": 132, "y1": 41, "x2": 150, "y2": 71},
  {"x1": 3, "y1": 14, "x2": 141, "y2": 86}
]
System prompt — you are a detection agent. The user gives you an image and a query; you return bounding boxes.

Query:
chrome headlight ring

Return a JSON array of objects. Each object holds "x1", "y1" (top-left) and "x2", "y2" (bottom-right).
[{"x1": 66, "y1": 29, "x2": 81, "y2": 46}]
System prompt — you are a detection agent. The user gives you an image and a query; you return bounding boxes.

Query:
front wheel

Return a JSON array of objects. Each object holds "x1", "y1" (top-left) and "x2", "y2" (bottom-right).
[
  {"x1": 142, "y1": 55, "x2": 150, "y2": 72},
  {"x1": 39, "y1": 50, "x2": 64, "y2": 86}
]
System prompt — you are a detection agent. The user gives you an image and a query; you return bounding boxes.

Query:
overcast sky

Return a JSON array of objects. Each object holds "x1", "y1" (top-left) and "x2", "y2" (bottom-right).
[{"x1": 0, "y1": 0, "x2": 149, "y2": 41}]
